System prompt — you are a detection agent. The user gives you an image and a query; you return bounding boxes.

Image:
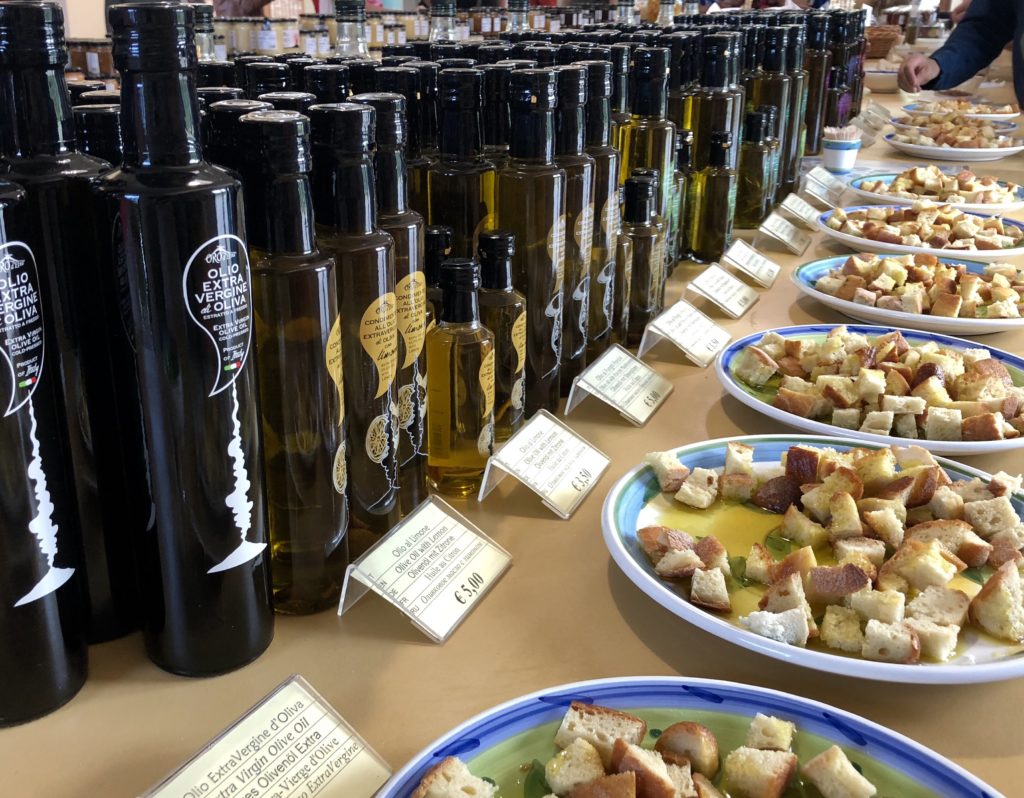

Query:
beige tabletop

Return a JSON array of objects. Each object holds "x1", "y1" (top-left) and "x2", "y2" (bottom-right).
[{"x1": 6, "y1": 90, "x2": 1024, "y2": 796}]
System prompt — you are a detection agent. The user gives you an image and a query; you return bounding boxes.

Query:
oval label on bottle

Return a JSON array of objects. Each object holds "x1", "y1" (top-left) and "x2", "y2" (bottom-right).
[
  {"x1": 0, "y1": 241, "x2": 44, "y2": 417},
  {"x1": 479, "y1": 348, "x2": 495, "y2": 421},
  {"x1": 511, "y1": 309, "x2": 527, "y2": 374},
  {"x1": 326, "y1": 315, "x2": 345, "y2": 427},
  {"x1": 333, "y1": 441, "x2": 348, "y2": 495},
  {"x1": 359, "y1": 292, "x2": 398, "y2": 399},
  {"x1": 183, "y1": 234, "x2": 253, "y2": 397},
  {"x1": 574, "y1": 203, "x2": 594, "y2": 259},
  {"x1": 546, "y1": 214, "x2": 567, "y2": 290},
  {"x1": 395, "y1": 271, "x2": 427, "y2": 369},
  {"x1": 365, "y1": 412, "x2": 391, "y2": 465}
]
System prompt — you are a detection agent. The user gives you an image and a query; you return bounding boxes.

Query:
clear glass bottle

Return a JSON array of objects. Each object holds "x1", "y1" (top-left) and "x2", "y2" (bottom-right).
[
  {"x1": 803, "y1": 12, "x2": 831, "y2": 156},
  {"x1": 100, "y1": 3, "x2": 274, "y2": 673},
  {"x1": 580, "y1": 59, "x2": 619, "y2": 362},
  {"x1": 335, "y1": 0, "x2": 371, "y2": 58},
  {"x1": 310, "y1": 103, "x2": 400, "y2": 554},
  {"x1": 477, "y1": 231, "x2": 526, "y2": 441},
  {"x1": 657, "y1": 0, "x2": 675, "y2": 26},
  {"x1": 506, "y1": 0, "x2": 530, "y2": 34},
  {"x1": 554, "y1": 65, "x2": 595, "y2": 395},
  {"x1": 735, "y1": 110, "x2": 772, "y2": 229},
  {"x1": 429, "y1": 0, "x2": 458, "y2": 42},
  {"x1": 352, "y1": 92, "x2": 428, "y2": 517},
  {"x1": 626, "y1": 170, "x2": 664, "y2": 346},
  {"x1": 424, "y1": 224, "x2": 453, "y2": 320},
  {"x1": 240, "y1": 110, "x2": 349, "y2": 615},
  {"x1": 780, "y1": 23, "x2": 808, "y2": 198},
  {"x1": 749, "y1": 26, "x2": 791, "y2": 203},
  {"x1": 669, "y1": 129, "x2": 693, "y2": 264},
  {"x1": 692, "y1": 33, "x2": 744, "y2": 173},
  {"x1": 495, "y1": 68, "x2": 567, "y2": 416},
  {"x1": 620, "y1": 176, "x2": 659, "y2": 345},
  {"x1": 688, "y1": 130, "x2": 736, "y2": 263},
  {"x1": 758, "y1": 103, "x2": 782, "y2": 208},
  {"x1": 428, "y1": 68, "x2": 496, "y2": 258},
  {"x1": 426, "y1": 259, "x2": 495, "y2": 496}
]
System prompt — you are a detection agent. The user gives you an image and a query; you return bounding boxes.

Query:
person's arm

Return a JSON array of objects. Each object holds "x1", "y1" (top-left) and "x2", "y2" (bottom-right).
[{"x1": 925, "y1": 0, "x2": 1013, "y2": 89}]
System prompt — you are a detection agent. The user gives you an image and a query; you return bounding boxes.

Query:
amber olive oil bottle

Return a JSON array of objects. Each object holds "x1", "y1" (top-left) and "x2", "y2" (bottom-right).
[
  {"x1": 424, "y1": 224, "x2": 453, "y2": 320},
  {"x1": 691, "y1": 34, "x2": 743, "y2": 172},
  {"x1": 780, "y1": 24, "x2": 808, "y2": 198},
  {"x1": 735, "y1": 110, "x2": 772, "y2": 229},
  {"x1": 620, "y1": 177, "x2": 659, "y2": 345},
  {"x1": 688, "y1": 130, "x2": 737, "y2": 263},
  {"x1": 803, "y1": 13, "x2": 832, "y2": 156}
]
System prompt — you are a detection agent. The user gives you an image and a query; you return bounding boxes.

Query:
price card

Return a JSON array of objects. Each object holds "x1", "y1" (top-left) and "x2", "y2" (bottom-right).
[
  {"x1": 143, "y1": 676, "x2": 391, "y2": 798},
  {"x1": 479, "y1": 410, "x2": 610, "y2": 519},
  {"x1": 779, "y1": 193, "x2": 822, "y2": 230},
  {"x1": 806, "y1": 165, "x2": 848, "y2": 203},
  {"x1": 564, "y1": 344, "x2": 673, "y2": 426},
  {"x1": 802, "y1": 179, "x2": 837, "y2": 208},
  {"x1": 721, "y1": 239, "x2": 781, "y2": 287},
  {"x1": 638, "y1": 298, "x2": 731, "y2": 367},
  {"x1": 756, "y1": 212, "x2": 812, "y2": 255},
  {"x1": 338, "y1": 496, "x2": 510, "y2": 643},
  {"x1": 686, "y1": 263, "x2": 760, "y2": 319}
]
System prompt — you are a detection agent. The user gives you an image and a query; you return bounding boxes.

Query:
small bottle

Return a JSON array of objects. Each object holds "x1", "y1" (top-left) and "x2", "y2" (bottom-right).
[
  {"x1": 424, "y1": 224, "x2": 453, "y2": 319},
  {"x1": 429, "y1": 0, "x2": 458, "y2": 43},
  {"x1": 304, "y1": 63, "x2": 350, "y2": 103},
  {"x1": 735, "y1": 110, "x2": 772, "y2": 229},
  {"x1": 625, "y1": 171, "x2": 664, "y2": 346},
  {"x1": 240, "y1": 110, "x2": 349, "y2": 615},
  {"x1": 73, "y1": 104, "x2": 122, "y2": 166},
  {"x1": 669, "y1": 129, "x2": 693, "y2": 263},
  {"x1": 335, "y1": 0, "x2": 371, "y2": 58},
  {"x1": 803, "y1": 13, "x2": 831, "y2": 156},
  {"x1": 425, "y1": 259, "x2": 495, "y2": 497},
  {"x1": 780, "y1": 23, "x2": 808, "y2": 197},
  {"x1": 664, "y1": 30, "x2": 699, "y2": 135},
  {"x1": 553, "y1": 65, "x2": 595, "y2": 395},
  {"x1": 477, "y1": 231, "x2": 526, "y2": 442},
  {"x1": 427, "y1": 69, "x2": 496, "y2": 258},
  {"x1": 480, "y1": 63, "x2": 513, "y2": 169},
  {"x1": 688, "y1": 130, "x2": 736, "y2": 263},
  {"x1": 758, "y1": 103, "x2": 782, "y2": 206},
  {"x1": 619, "y1": 177, "x2": 658, "y2": 344},
  {"x1": 749, "y1": 26, "x2": 791, "y2": 202},
  {"x1": 692, "y1": 33, "x2": 744, "y2": 173},
  {"x1": 608, "y1": 43, "x2": 632, "y2": 150},
  {"x1": 824, "y1": 64, "x2": 851, "y2": 129}
]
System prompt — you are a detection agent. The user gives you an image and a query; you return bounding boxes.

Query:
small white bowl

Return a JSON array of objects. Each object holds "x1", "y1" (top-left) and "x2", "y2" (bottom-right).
[{"x1": 864, "y1": 70, "x2": 899, "y2": 93}]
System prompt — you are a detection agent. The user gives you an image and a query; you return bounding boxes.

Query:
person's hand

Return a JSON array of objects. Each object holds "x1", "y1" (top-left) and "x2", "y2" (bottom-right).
[
  {"x1": 898, "y1": 53, "x2": 941, "y2": 93},
  {"x1": 951, "y1": 0, "x2": 972, "y2": 24}
]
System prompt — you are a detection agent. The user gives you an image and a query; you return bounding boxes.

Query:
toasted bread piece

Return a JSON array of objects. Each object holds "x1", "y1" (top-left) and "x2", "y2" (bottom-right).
[
  {"x1": 752, "y1": 476, "x2": 802, "y2": 514},
  {"x1": 691, "y1": 568, "x2": 731, "y2": 613},
  {"x1": 849, "y1": 588, "x2": 906, "y2": 624},
  {"x1": 987, "y1": 528, "x2": 1024, "y2": 568},
  {"x1": 820, "y1": 605, "x2": 864, "y2": 653},
  {"x1": 772, "y1": 546, "x2": 818, "y2": 587},
  {"x1": 744, "y1": 714, "x2": 795, "y2": 752},
  {"x1": 655, "y1": 722, "x2": 720, "y2": 778},
  {"x1": 887, "y1": 539, "x2": 963, "y2": 591},
  {"x1": 555, "y1": 702, "x2": 647, "y2": 766},
  {"x1": 924, "y1": 407, "x2": 963, "y2": 441},
  {"x1": 741, "y1": 607, "x2": 810, "y2": 647},
  {"x1": 734, "y1": 345, "x2": 779, "y2": 387},
  {"x1": 927, "y1": 485, "x2": 965, "y2": 520},
  {"x1": 802, "y1": 467, "x2": 865, "y2": 522},
  {"x1": 666, "y1": 762, "x2": 697, "y2": 798},
  {"x1": 784, "y1": 446, "x2": 822, "y2": 484},
  {"x1": 907, "y1": 586, "x2": 971, "y2": 627},
  {"x1": 781, "y1": 505, "x2": 828, "y2": 548},
  {"x1": 854, "y1": 448, "x2": 897, "y2": 492},
  {"x1": 645, "y1": 452, "x2": 690, "y2": 493},
  {"x1": 610, "y1": 740, "x2": 678, "y2": 798},
  {"x1": 720, "y1": 473, "x2": 758, "y2": 502},
  {"x1": 863, "y1": 507, "x2": 905, "y2": 549},
  {"x1": 412, "y1": 757, "x2": 497, "y2": 798},
  {"x1": 807, "y1": 564, "x2": 871, "y2": 603},
  {"x1": 963, "y1": 495, "x2": 1019, "y2": 539},
  {"x1": 801, "y1": 746, "x2": 877, "y2": 798},
  {"x1": 833, "y1": 537, "x2": 887, "y2": 568},
  {"x1": 759, "y1": 573, "x2": 817, "y2": 636},
  {"x1": 569, "y1": 772, "x2": 637, "y2": 798},
  {"x1": 675, "y1": 468, "x2": 719, "y2": 510},
  {"x1": 906, "y1": 519, "x2": 992, "y2": 567},
  {"x1": 546, "y1": 739, "x2": 608, "y2": 796},
  {"x1": 722, "y1": 747, "x2": 797, "y2": 798},
  {"x1": 745, "y1": 543, "x2": 776, "y2": 585},
  {"x1": 656, "y1": 549, "x2": 705, "y2": 579},
  {"x1": 861, "y1": 619, "x2": 921, "y2": 663},
  {"x1": 638, "y1": 526, "x2": 696, "y2": 563},
  {"x1": 968, "y1": 561, "x2": 1024, "y2": 642},
  {"x1": 692, "y1": 774, "x2": 723, "y2": 798},
  {"x1": 904, "y1": 618, "x2": 960, "y2": 662},
  {"x1": 725, "y1": 442, "x2": 755, "y2": 476},
  {"x1": 828, "y1": 491, "x2": 864, "y2": 540},
  {"x1": 694, "y1": 536, "x2": 729, "y2": 574}
]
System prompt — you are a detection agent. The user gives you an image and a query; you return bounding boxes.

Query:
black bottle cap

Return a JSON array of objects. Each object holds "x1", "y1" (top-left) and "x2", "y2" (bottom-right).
[
  {"x1": 198, "y1": 59, "x2": 236, "y2": 87},
  {"x1": 709, "y1": 129, "x2": 732, "y2": 167},
  {"x1": 756, "y1": 104, "x2": 778, "y2": 137},
  {"x1": 208, "y1": 97, "x2": 272, "y2": 142},
  {"x1": 108, "y1": 2, "x2": 195, "y2": 72},
  {"x1": 309, "y1": 101, "x2": 374, "y2": 154},
  {"x1": 68, "y1": 79, "x2": 107, "y2": 102},
  {"x1": 495, "y1": 58, "x2": 538, "y2": 70},
  {"x1": 346, "y1": 59, "x2": 379, "y2": 96},
  {"x1": 700, "y1": 33, "x2": 733, "y2": 89},
  {"x1": 193, "y1": 2, "x2": 213, "y2": 31},
  {"x1": 246, "y1": 61, "x2": 289, "y2": 98},
  {"x1": 476, "y1": 42, "x2": 513, "y2": 63},
  {"x1": 73, "y1": 104, "x2": 121, "y2": 160},
  {"x1": 556, "y1": 43, "x2": 584, "y2": 64},
  {"x1": 326, "y1": 54, "x2": 364, "y2": 64},
  {"x1": 197, "y1": 85, "x2": 243, "y2": 106},
  {"x1": 578, "y1": 59, "x2": 612, "y2": 99},
  {"x1": 477, "y1": 230, "x2": 515, "y2": 290},
  {"x1": 410, "y1": 40, "x2": 431, "y2": 60},
  {"x1": 258, "y1": 91, "x2": 316, "y2": 114},
  {"x1": 285, "y1": 56, "x2": 323, "y2": 90},
  {"x1": 631, "y1": 167, "x2": 659, "y2": 192},
  {"x1": 407, "y1": 60, "x2": 440, "y2": 97},
  {"x1": 743, "y1": 110, "x2": 767, "y2": 143},
  {"x1": 381, "y1": 54, "x2": 416, "y2": 66},
  {"x1": 828, "y1": 64, "x2": 845, "y2": 88},
  {"x1": 440, "y1": 258, "x2": 480, "y2": 292},
  {"x1": 239, "y1": 108, "x2": 310, "y2": 174},
  {"x1": 509, "y1": 67, "x2": 557, "y2": 110},
  {"x1": 304, "y1": 64, "x2": 349, "y2": 102},
  {"x1": 0, "y1": 0, "x2": 66, "y2": 68},
  {"x1": 425, "y1": 225, "x2": 455, "y2": 286},
  {"x1": 784, "y1": 24, "x2": 805, "y2": 70},
  {"x1": 436, "y1": 57, "x2": 477, "y2": 70},
  {"x1": 622, "y1": 176, "x2": 655, "y2": 224},
  {"x1": 555, "y1": 64, "x2": 587, "y2": 108},
  {"x1": 77, "y1": 88, "x2": 120, "y2": 105},
  {"x1": 662, "y1": 30, "x2": 698, "y2": 90},
  {"x1": 676, "y1": 127, "x2": 692, "y2": 170},
  {"x1": 430, "y1": 0, "x2": 456, "y2": 17},
  {"x1": 508, "y1": 0, "x2": 529, "y2": 11},
  {"x1": 583, "y1": 43, "x2": 612, "y2": 61},
  {"x1": 350, "y1": 91, "x2": 405, "y2": 149},
  {"x1": 439, "y1": 68, "x2": 483, "y2": 110},
  {"x1": 829, "y1": 11, "x2": 847, "y2": 45},
  {"x1": 807, "y1": 12, "x2": 829, "y2": 49},
  {"x1": 430, "y1": 41, "x2": 463, "y2": 61},
  {"x1": 377, "y1": 65, "x2": 420, "y2": 99},
  {"x1": 522, "y1": 43, "x2": 558, "y2": 66},
  {"x1": 275, "y1": 52, "x2": 311, "y2": 64},
  {"x1": 761, "y1": 25, "x2": 788, "y2": 72},
  {"x1": 741, "y1": 25, "x2": 764, "y2": 73}
]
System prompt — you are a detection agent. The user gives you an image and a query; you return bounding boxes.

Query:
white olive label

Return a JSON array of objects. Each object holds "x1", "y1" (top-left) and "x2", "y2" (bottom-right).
[{"x1": 0, "y1": 241, "x2": 44, "y2": 416}]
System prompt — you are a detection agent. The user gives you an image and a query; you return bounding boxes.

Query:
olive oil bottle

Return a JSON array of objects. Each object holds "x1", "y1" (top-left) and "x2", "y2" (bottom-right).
[
  {"x1": 480, "y1": 63, "x2": 513, "y2": 170},
  {"x1": 240, "y1": 110, "x2": 348, "y2": 615},
  {"x1": 204, "y1": 98, "x2": 272, "y2": 170},
  {"x1": 620, "y1": 177, "x2": 659, "y2": 345},
  {"x1": 554, "y1": 65, "x2": 595, "y2": 394},
  {"x1": 352, "y1": 92, "x2": 428, "y2": 516},
  {"x1": 747, "y1": 26, "x2": 791, "y2": 200},
  {"x1": 735, "y1": 110, "x2": 772, "y2": 228},
  {"x1": 692, "y1": 33, "x2": 744, "y2": 172},
  {"x1": 425, "y1": 259, "x2": 495, "y2": 496},
  {"x1": 310, "y1": 102, "x2": 400, "y2": 554},
  {"x1": 803, "y1": 12, "x2": 832, "y2": 156},
  {"x1": 665, "y1": 31, "x2": 699, "y2": 134},
  {"x1": 424, "y1": 224, "x2": 453, "y2": 319},
  {"x1": 427, "y1": 68, "x2": 496, "y2": 258},
  {"x1": 780, "y1": 24, "x2": 808, "y2": 197},
  {"x1": 101, "y1": 3, "x2": 274, "y2": 674},
  {"x1": 669, "y1": 129, "x2": 693, "y2": 263},
  {"x1": 608, "y1": 43, "x2": 632, "y2": 150},
  {"x1": 580, "y1": 59, "x2": 619, "y2": 362},
  {"x1": 759, "y1": 103, "x2": 783, "y2": 206},
  {"x1": 377, "y1": 65, "x2": 429, "y2": 220},
  {"x1": 688, "y1": 130, "x2": 737, "y2": 263},
  {"x1": 495, "y1": 68, "x2": 567, "y2": 416},
  {"x1": 304, "y1": 63, "x2": 350, "y2": 103},
  {"x1": 477, "y1": 231, "x2": 526, "y2": 442},
  {"x1": 625, "y1": 171, "x2": 664, "y2": 346}
]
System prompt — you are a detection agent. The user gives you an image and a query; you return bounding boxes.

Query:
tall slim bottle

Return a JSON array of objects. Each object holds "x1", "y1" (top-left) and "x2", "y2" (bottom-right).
[
  {"x1": 425, "y1": 259, "x2": 495, "y2": 496},
  {"x1": 495, "y1": 68, "x2": 566, "y2": 415},
  {"x1": 748, "y1": 25, "x2": 791, "y2": 201},
  {"x1": 665, "y1": 31, "x2": 699, "y2": 135},
  {"x1": 477, "y1": 231, "x2": 525, "y2": 442},
  {"x1": 425, "y1": 224, "x2": 453, "y2": 319},
  {"x1": 803, "y1": 13, "x2": 831, "y2": 156},
  {"x1": 335, "y1": 0, "x2": 371, "y2": 58},
  {"x1": 480, "y1": 63, "x2": 512, "y2": 169},
  {"x1": 1, "y1": 0, "x2": 147, "y2": 644},
  {"x1": 669, "y1": 130, "x2": 693, "y2": 263},
  {"x1": 688, "y1": 130, "x2": 737, "y2": 263},
  {"x1": 580, "y1": 59, "x2": 619, "y2": 361},
  {"x1": 353, "y1": 92, "x2": 428, "y2": 516},
  {"x1": 101, "y1": 3, "x2": 273, "y2": 674},
  {"x1": 428, "y1": 69, "x2": 496, "y2": 258},
  {"x1": 378, "y1": 65, "x2": 429, "y2": 219},
  {"x1": 692, "y1": 34, "x2": 743, "y2": 172},
  {"x1": 780, "y1": 23, "x2": 807, "y2": 197},
  {"x1": 310, "y1": 102, "x2": 400, "y2": 554},
  {"x1": 735, "y1": 110, "x2": 772, "y2": 228},
  {"x1": 825, "y1": 11, "x2": 851, "y2": 128},
  {"x1": 0, "y1": 178, "x2": 86, "y2": 724},
  {"x1": 608, "y1": 43, "x2": 631, "y2": 150},
  {"x1": 850, "y1": 10, "x2": 867, "y2": 116},
  {"x1": 759, "y1": 103, "x2": 782, "y2": 207},
  {"x1": 240, "y1": 110, "x2": 348, "y2": 615},
  {"x1": 626, "y1": 171, "x2": 664, "y2": 346},
  {"x1": 554, "y1": 65, "x2": 594, "y2": 395},
  {"x1": 619, "y1": 176, "x2": 658, "y2": 345}
]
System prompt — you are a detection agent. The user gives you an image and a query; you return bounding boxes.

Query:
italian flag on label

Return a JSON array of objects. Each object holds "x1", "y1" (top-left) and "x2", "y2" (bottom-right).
[
  {"x1": 223, "y1": 361, "x2": 242, "y2": 373},
  {"x1": 18, "y1": 377, "x2": 36, "y2": 388}
]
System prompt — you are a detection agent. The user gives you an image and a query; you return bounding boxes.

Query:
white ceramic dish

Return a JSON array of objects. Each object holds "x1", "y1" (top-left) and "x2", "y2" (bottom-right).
[
  {"x1": 792, "y1": 254, "x2": 1024, "y2": 335},
  {"x1": 846, "y1": 172, "x2": 1024, "y2": 214},
  {"x1": 903, "y1": 101, "x2": 1021, "y2": 121},
  {"x1": 716, "y1": 324, "x2": 1024, "y2": 456},
  {"x1": 884, "y1": 133, "x2": 1024, "y2": 162},
  {"x1": 817, "y1": 205, "x2": 1024, "y2": 263},
  {"x1": 864, "y1": 70, "x2": 899, "y2": 93},
  {"x1": 888, "y1": 118, "x2": 1017, "y2": 134}
]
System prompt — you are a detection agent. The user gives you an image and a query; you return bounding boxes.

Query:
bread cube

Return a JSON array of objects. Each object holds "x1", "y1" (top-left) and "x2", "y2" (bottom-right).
[
  {"x1": 802, "y1": 746, "x2": 878, "y2": 798},
  {"x1": 781, "y1": 505, "x2": 828, "y2": 548},
  {"x1": 744, "y1": 714, "x2": 795, "y2": 752},
  {"x1": 924, "y1": 407, "x2": 963, "y2": 441},
  {"x1": 759, "y1": 573, "x2": 816, "y2": 635},
  {"x1": 903, "y1": 618, "x2": 960, "y2": 662},
  {"x1": 802, "y1": 468, "x2": 865, "y2": 523},
  {"x1": 828, "y1": 491, "x2": 863, "y2": 540},
  {"x1": 734, "y1": 345, "x2": 779, "y2": 387},
  {"x1": 861, "y1": 619, "x2": 921, "y2": 663},
  {"x1": 833, "y1": 537, "x2": 887, "y2": 568},
  {"x1": 849, "y1": 588, "x2": 906, "y2": 624},
  {"x1": 725, "y1": 442, "x2": 755, "y2": 476},
  {"x1": 644, "y1": 451, "x2": 690, "y2": 493},
  {"x1": 855, "y1": 369, "x2": 886, "y2": 402},
  {"x1": 928, "y1": 485, "x2": 965, "y2": 520},
  {"x1": 963, "y1": 495, "x2": 1019, "y2": 538},
  {"x1": 831, "y1": 408, "x2": 861, "y2": 430},
  {"x1": 745, "y1": 543, "x2": 776, "y2": 585},
  {"x1": 610, "y1": 740, "x2": 679, "y2": 798},
  {"x1": 695, "y1": 535, "x2": 730, "y2": 574},
  {"x1": 690, "y1": 568, "x2": 731, "y2": 613},
  {"x1": 907, "y1": 586, "x2": 971, "y2": 627},
  {"x1": 656, "y1": 548, "x2": 704, "y2": 579},
  {"x1": 860, "y1": 411, "x2": 895, "y2": 436},
  {"x1": 741, "y1": 607, "x2": 810, "y2": 647},
  {"x1": 968, "y1": 561, "x2": 1024, "y2": 642},
  {"x1": 906, "y1": 519, "x2": 992, "y2": 567},
  {"x1": 554, "y1": 702, "x2": 647, "y2": 766},
  {"x1": 412, "y1": 757, "x2": 496, "y2": 798},
  {"x1": 675, "y1": 468, "x2": 719, "y2": 510},
  {"x1": 820, "y1": 605, "x2": 865, "y2": 653},
  {"x1": 720, "y1": 473, "x2": 757, "y2": 502},
  {"x1": 893, "y1": 539, "x2": 963, "y2": 590},
  {"x1": 655, "y1": 721, "x2": 720, "y2": 778},
  {"x1": 545, "y1": 738, "x2": 606, "y2": 796},
  {"x1": 722, "y1": 747, "x2": 797, "y2": 798}
]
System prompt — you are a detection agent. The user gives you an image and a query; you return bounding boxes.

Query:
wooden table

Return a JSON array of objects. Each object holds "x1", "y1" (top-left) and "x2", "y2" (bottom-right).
[{"x1": 6, "y1": 91, "x2": 1023, "y2": 796}]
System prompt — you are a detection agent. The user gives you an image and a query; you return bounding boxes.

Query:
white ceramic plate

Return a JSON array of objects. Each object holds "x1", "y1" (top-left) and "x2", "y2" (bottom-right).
[
  {"x1": 601, "y1": 435, "x2": 1024, "y2": 684},
  {"x1": 716, "y1": 324, "x2": 1024, "y2": 456},
  {"x1": 889, "y1": 118, "x2": 1017, "y2": 133},
  {"x1": 792, "y1": 254, "x2": 1024, "y2": 335},
  {"x1": 865, "y1": 70, "x2": 898, "y2": 93},
  {"x1": 903, "y1": 101, "x2": 1021, "y2": 120},
  {"x1": 817, "y1": 205, "x2": 1024, "y2": 263},
  {"x1": 884, "y1": 133, "x2": 1024, "y2": 162},
  {"x1": 846, "y1": 173, "x2": 1024, "y2": 214}
]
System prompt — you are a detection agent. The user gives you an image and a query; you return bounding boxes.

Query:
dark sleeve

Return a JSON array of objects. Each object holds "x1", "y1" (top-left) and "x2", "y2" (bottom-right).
[{"x1": 925, "y1": 0, "x2": 1015, "y2": 89}]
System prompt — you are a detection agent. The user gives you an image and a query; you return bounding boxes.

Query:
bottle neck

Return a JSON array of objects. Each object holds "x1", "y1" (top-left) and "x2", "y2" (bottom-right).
[
  {"x1": 1, "y1": 65, "x2": 75, "y2": 157},
  {"x1": 337, "y1": 21, "x2": 369, "y2": 56},
  {"x1": 441, "y1": 286, "x2": 479, "y2": 323},
  {"x1": 252, "y1": 172, "x2": 317, "y2": 255},
  {"x1": 657, "y1": 1, "x2": 675, "y2": 25},
  {"x1": 509, "y1": 107, "x2": 554, "y2": 162},
  {"x1": 482, "y1": 98, "x2": 509, "y2": 149},
  {"x1": 316, "y1": 151, "x2": 377, "y2": 234},
  {"x1": 631, "y1": 78, "x2": 666, "y2": 118},
  {"x1": 375, "y1": 147, "x2": 408, "y2": 215},
  {"x1": 439, "y1": 107, "x2": 483, "y2": 160},
  {"x1": 120, "y1": 69, "x2": 203, "y2": 168},
  {"x1": 585, "y1": 95, "x2": 611, "y2": 148},
  {"x1": 507, "y1": 10, "x2": 529, "y2": 32},
  {"x1": 611, "y1": 73, "x2": 628, "y2": 115},
  {"x1": 555, "y1": 105, "x2": 585, "y2": 156},
  {"x1": 430, "y1": 16, "x2": 457, "y2": 42}
]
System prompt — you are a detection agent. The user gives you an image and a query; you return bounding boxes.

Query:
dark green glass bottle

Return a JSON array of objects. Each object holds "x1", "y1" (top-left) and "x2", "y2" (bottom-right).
[
  {"x1": 688, "y1": 130, "x2": 737, "y2": 263},
  {"x1": 780, "y1": 23, "x2": 808, "y2": 198},
  {"x1": 735, "y1": 110, "x2": 772, "y2": 229},
  {"x1": 803, "y1": 12, "x2": 832, "y2": 157}
]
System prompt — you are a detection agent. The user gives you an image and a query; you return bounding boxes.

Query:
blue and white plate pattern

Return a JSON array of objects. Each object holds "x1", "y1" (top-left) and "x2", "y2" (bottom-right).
[{"x1": 846, "y1": 173, "x2": 1024, "y2": 214}]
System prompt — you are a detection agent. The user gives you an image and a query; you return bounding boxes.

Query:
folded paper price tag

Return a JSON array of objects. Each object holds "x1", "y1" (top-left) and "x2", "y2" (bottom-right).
[
  {"x1": 806, "y1": 165, "x2": 847, "y2": 202},
  {"x1": 565, "y1": 344, "x2": 673, "y2": 426},
  {"x1": 638, "y1": 298, "x2": 731, "y2": 367},
  {"x1": 721, "y1": 239, "x2": 781, "y2": 287},
  {"x1": 143, "y1": 676, "x2": 391, "y2": 798},
  {"x1": 479, "y1": 410, "x2": 610, "y2": 519},
  {"x1": 802, "y1": 179, "x2": 837, "y2": 208},
  {"x1": 687, "y1": 263, "x2": 760, "y2": 318},
  {"x1": 338, "y1": 496, "x2": 511, "y2": 643},
  {"x1": 757, "y1": 212, "x2": 812, "y2": 255},
  {"x1": 779, "y1": 193, "x2": 822, "y2": 230}
]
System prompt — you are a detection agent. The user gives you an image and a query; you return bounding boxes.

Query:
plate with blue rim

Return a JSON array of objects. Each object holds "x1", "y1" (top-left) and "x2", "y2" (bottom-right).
[
  {"x1": 716, "y1": 324, "x2": 1024, "y2": 455},
  {"x1": 817, "y1": 204, "x2": 1024, "y2": 261},
  {"x1": 890, "y1": 117, "x2": 1017, "y2": 133},
  {"x1": 846, "y1": 172, "x2": 1024, "y2": 214},
  {"x1": 791, "y1": 254, "x2": 1024, "y2": 335},
  {"x1": 600, "y1": 434, "x2": 1024, "y2": 685},
  {"x1": 883, "y1": 132, "x2": 1024, "y2": 162},
  {"x1": 902, "y1": 101, "x2": 1021, "y2": 120},
  {"x1": 377, "y1": 676, "x2": 1003, "y2": 797}
]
